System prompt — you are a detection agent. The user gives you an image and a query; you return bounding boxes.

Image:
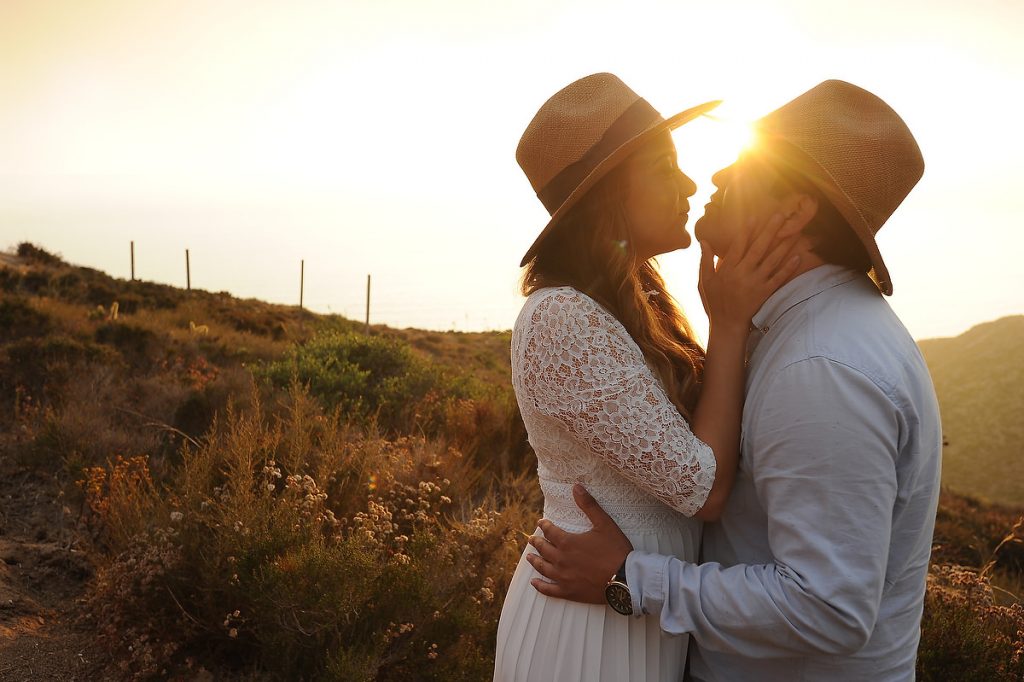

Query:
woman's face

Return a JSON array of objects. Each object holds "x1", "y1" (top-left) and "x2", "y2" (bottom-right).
[{"x1": 621, "y1": 132, "x2": 698, "y2": 261}]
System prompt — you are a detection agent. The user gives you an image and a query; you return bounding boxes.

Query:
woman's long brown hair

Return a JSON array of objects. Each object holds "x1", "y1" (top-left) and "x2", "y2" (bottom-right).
[{"x1": 520, "y1": 158, "x2": 705, "y2": 419}]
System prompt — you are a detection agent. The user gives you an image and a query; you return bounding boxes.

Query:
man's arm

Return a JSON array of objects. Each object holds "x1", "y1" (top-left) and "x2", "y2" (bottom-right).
[
  {"x1": 530, "y1": 357, "x2": 901, "y2": 657},
  {"x1": 629, "y1": 357, "x2": 900, "y2": 656}
]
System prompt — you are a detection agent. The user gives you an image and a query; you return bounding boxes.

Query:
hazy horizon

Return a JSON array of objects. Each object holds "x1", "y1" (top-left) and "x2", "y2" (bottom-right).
[{"x1": 3, "y1": 0, "x2": 1022, "y2": 342}]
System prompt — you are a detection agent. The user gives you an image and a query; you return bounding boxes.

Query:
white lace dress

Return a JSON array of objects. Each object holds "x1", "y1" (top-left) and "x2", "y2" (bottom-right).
[{"x1": 494, "y1": 286, "x2": 717, "y2": 682}]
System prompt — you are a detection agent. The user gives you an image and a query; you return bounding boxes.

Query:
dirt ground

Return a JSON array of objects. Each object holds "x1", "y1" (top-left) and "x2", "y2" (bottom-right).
[{"x1": 0, "y1": 461, "x2": 107, "y2": 681}]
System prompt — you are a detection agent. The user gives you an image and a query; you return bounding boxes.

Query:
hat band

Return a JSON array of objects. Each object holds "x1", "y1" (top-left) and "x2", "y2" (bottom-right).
[{"x1": 536, "y1": 97, "x2": 662, "y2": 215}]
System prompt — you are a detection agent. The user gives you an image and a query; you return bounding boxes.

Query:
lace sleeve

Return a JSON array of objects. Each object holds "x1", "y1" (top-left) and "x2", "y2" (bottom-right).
[{"x1": 517, "y1": 288, "x2": 716, "y2": 517}]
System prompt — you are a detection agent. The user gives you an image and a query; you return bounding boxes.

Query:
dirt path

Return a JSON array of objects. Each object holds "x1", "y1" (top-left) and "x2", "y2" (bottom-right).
[{"x1": 0, "y1": 461, "x2": 107, "y2": 681}]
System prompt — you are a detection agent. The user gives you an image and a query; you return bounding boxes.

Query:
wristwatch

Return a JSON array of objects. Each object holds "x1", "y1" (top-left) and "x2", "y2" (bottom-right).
[{"x1": 604, "y1": 558, "x2": 633, "y2": 615}]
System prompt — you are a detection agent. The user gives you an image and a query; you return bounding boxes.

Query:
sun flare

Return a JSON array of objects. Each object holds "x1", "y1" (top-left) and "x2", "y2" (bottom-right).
[{"x1": 672, "y1": 110, "x2": 756, "y2": 185}]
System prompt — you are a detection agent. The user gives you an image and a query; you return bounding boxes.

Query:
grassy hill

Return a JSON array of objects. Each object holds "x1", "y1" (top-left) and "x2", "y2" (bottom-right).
[
  {"x1": 919, "y1": 316, "x2": 1024, "y2": 507},
  {"x1": 0, "y1": 243, "x2": 1020, "y2": 680}
]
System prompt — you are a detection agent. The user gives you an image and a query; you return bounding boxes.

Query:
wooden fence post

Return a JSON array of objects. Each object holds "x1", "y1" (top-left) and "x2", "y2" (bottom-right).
[{"x1": 365, "y1": 274, "x2": 371, "y2": 333}]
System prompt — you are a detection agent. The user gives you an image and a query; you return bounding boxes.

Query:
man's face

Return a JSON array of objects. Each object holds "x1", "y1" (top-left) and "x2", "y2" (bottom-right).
[{"x1": 694, "y1": 154, "x2": 787, "y2": 256}]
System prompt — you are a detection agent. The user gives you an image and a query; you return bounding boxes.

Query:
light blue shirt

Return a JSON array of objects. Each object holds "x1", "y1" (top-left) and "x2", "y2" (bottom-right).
[{"x1": 628, "y1": 265, "x2": 942, "y2": 681}]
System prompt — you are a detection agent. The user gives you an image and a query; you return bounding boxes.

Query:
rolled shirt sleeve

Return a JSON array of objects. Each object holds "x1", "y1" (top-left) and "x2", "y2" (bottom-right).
[{"x1": 628, "y1": 357, "x2": 900, "y2": 657}]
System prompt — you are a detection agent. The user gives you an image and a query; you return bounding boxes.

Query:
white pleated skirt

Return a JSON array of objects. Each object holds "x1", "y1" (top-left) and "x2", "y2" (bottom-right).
[{"x1": 493, "y1": 522, "x2": 700, "y2": 682}]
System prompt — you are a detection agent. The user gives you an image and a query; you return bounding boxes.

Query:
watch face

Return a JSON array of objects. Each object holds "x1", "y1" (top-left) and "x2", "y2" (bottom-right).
[{"x1": 605, "y1": 582, "x2": 633, "y2": 616}]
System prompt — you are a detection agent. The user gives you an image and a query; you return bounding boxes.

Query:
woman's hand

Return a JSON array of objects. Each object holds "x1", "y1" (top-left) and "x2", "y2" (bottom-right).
[{"x1": 699, "y1": 212, "x2": 803, "y2": 334}]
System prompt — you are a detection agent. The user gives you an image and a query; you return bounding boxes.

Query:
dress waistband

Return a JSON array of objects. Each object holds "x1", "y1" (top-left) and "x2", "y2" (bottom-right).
[{"x1": 539, "y1": 477, "x2": 687, "y2": 533}]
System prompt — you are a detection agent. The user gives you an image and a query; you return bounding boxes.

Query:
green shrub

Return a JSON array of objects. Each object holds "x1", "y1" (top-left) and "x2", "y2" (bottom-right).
[
  {"x1": 0, "y1": 335, "x2": 121, "y2": 408},
  {"x1": 0, "y1": 267, "x2": 20, "y2": 292},
  {"x1": 0, "y1": 296, "x2": 52, "y2": 341},
  {"x1": 116, "y1": 293, "x2": 144, "y2": 315},
  {"x1": 18, "y1": 269, "x2": 51, "y2": 295},
  {"x1": 95, "y1": 321, "x2": 157, "y2": 366},
  {"x1": 209, "y1": 298, "x2": 312, "y2": 339},
  {"x1": 128, "y1": 280, "x2": 184, "y2": 310},
  {"x1": 257, "y1": 330, "x2": 468, "y2": 434},
  {"x1": 17, "y1": 242, "x2": 64, "y2": 266},
  {"x1": 84, "y1": 280, "x2": 118, "y2": 306},
  {"x1": 7, "y1": 333, "x2": 108, "y2": 363},
  {"x1": 49, "y1": 269, "x2": 83, "y2": 297}
]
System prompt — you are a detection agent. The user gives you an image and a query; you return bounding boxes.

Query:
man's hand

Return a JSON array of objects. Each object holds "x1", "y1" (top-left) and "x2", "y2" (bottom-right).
[{"x1": 526, "y1": 484, "x2": 633, "y2": 604}]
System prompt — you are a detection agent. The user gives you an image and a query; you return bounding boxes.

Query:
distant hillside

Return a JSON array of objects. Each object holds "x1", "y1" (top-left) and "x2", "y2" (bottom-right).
[{"x1": 919, "y1": 316, "x2": 1024, "y2": 506}]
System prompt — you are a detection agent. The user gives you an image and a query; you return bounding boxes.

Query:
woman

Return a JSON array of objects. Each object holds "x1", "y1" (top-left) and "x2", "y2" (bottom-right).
[{"x1": 494, "y1": 74, "x2": 800, "y2": 681}]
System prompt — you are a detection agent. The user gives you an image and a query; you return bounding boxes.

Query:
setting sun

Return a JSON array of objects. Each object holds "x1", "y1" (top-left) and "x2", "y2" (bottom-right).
[{"x1": 673, "y1": 109, "x2": 756, "y2": 183}]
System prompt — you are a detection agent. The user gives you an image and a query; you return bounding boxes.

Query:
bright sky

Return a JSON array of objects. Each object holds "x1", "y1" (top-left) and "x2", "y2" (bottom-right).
[{"x1": 1, "y1": 0, "x2": 1022, "y2": 341}]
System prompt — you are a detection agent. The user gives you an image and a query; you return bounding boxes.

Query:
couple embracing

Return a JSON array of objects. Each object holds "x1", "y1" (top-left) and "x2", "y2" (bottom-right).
[{"x1": 494, "y1": 73, "x2": 941, "y2": 682}]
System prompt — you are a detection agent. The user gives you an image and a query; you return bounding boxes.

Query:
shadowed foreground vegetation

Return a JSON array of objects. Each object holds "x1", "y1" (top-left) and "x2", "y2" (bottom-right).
[{"x1": 1, "y1": 243, "x2": 1021, "y2": 680}]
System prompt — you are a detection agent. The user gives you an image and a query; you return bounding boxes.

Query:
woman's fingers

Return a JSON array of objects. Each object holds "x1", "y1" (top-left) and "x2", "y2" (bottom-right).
[
  {"x1": 698, "y1": 242, "x2": 714, "y2": 315},
  {"x1": 740, "y1": 212, "x2": 786, "y2": 268},
  {"x1": 768, "y1": 254, "x2": 802, "y2": 290},
  {"x1": 699, "y1": 241, "x2": 716, "y2": 283},
  {"x1": 704, "y1": 210, "x2": 805, "y2": 326},
  {"x1": 721, "y1": 218, "x2": 755, "y2": 267},
  {"x1": 758, "y1": 231, "x2": 802, "y2": 276}
]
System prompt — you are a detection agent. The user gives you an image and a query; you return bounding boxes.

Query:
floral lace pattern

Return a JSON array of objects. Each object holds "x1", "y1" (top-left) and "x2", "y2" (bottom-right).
[{"x1": 511, "y1": 286, "x2": 716, "y2": 531}]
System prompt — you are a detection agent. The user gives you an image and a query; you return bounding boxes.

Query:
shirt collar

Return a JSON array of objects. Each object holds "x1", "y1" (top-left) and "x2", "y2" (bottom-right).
[{"x1": 751, "y1": 264, "x2": 862, "y2": 335}]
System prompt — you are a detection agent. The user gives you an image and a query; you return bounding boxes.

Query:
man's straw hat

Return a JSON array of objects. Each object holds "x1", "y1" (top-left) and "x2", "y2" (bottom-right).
[
  {"x1": 516, "y1": 73, "x2": 719, "y2": 267},
  {"x1": 752, "y1": 79, "x2": 924, "y2": 295}
]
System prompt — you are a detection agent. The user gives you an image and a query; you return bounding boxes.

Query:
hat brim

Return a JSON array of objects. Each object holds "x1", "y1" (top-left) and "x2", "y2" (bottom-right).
[
  {"x1": 519, "y1": 99, "x2": 721, "y2": 268},
  {"x1": 754, "y1": 137, "x2": 894, "y2": 295}
]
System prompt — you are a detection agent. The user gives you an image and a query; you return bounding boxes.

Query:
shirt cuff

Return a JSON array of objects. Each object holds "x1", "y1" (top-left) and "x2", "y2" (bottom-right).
[{"x1": 626, "y1": 550, "x2": 674, "y2": 618}]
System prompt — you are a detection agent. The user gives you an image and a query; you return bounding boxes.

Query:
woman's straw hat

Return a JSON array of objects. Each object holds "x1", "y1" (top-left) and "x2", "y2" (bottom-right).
[
  {"x1": 516, "y1": 73, "x2": 719, "y2": 267},
  {"x1": 752, "y1": 80, "x2": 924, "y2": 295}
]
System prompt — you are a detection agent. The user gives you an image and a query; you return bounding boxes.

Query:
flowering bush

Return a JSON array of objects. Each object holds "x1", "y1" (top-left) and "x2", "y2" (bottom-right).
[
  {"x1": 82, "y1": 387, "x2": 540, "y2": 680},
  {"x1": 918, "y1": 564, "x2": 1024, "y2": 681}
]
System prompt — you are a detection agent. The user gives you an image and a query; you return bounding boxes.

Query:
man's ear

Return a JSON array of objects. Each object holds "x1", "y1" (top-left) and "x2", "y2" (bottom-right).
[{"x1": 779, "y1": 193, "x2": 818, "y2": 236}]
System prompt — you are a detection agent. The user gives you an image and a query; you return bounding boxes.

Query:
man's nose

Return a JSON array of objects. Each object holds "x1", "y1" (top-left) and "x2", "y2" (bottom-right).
[
  {"x1": 710, "y1": 166, "x2": 731, "y2": 189},
  {"x1": 677, "y1": 171, "x2": 697, "y2": 197}
]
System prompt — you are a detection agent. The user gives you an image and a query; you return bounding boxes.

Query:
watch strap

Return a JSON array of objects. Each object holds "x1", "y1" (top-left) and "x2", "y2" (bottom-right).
[{"x1": 612, "y1": 558, "x2": 628, "y2": 585}]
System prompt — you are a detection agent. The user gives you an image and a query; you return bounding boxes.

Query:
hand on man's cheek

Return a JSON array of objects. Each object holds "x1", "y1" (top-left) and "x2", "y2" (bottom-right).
[{"x1": 525, "y1": 484, "x2": 633, "y2": 604}]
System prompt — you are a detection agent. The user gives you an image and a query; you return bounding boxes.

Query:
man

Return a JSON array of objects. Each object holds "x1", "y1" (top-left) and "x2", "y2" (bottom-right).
[{"x1": 525, "y1": 80, "x2": 942, "y2": 681}]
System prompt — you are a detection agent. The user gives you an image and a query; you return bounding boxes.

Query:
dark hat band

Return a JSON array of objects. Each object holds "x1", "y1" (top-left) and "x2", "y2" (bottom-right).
[{"x1": 536, "y1": 98, "x2": 662, "y2": 215}]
